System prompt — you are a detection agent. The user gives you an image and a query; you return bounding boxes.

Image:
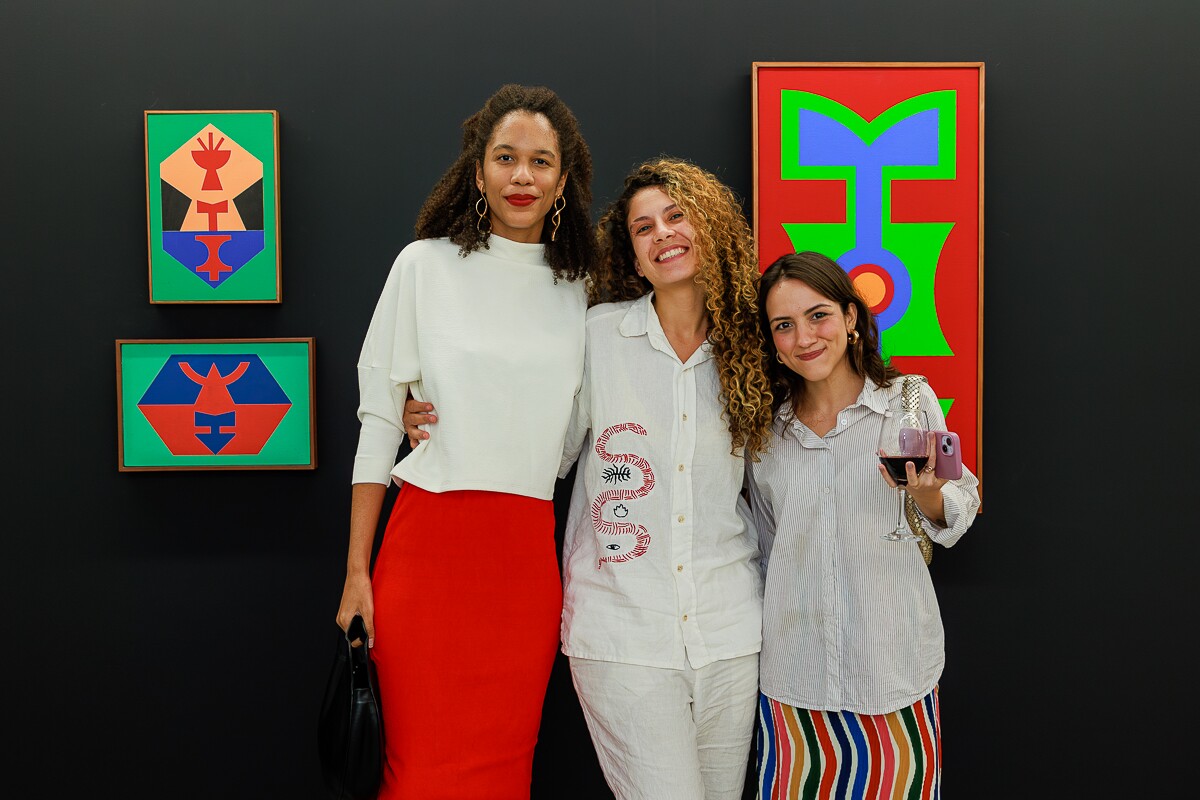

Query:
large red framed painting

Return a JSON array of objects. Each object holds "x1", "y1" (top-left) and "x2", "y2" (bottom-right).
[{"x1": 753, "y1": 62, "x2": 984, "y2": 481}]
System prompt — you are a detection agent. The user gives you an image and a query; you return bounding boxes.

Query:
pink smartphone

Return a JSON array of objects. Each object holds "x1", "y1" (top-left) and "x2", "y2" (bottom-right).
[{"x1": 932, "y1": 431, "x2": 963, "y2": 480}]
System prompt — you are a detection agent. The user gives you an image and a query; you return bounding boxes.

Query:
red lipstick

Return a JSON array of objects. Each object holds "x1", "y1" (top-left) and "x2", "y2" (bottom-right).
[{"x1": 506, "y1": 194, "x2": 537, "y2": 207}]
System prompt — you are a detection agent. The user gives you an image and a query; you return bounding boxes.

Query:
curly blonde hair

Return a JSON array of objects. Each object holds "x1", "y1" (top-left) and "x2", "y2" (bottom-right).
[{"x1": 593, "y1": 158, "x2": 774, "y2": 457}]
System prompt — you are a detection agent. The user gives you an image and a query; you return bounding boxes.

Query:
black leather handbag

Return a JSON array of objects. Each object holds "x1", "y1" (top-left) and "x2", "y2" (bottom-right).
[{"x1": 318, "y1": 615, "x2": 383, "y2": 800}]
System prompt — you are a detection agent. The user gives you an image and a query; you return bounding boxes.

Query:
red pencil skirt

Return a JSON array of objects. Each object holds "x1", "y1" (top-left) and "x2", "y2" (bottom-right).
[{"x1": 369, "y1": 483, "x2": 562, "y2": 799}]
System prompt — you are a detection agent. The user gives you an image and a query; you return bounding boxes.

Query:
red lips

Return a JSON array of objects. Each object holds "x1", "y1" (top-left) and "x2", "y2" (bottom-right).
[{"x1": 505, "y1": 194, "x2": 537, "y2": 207}]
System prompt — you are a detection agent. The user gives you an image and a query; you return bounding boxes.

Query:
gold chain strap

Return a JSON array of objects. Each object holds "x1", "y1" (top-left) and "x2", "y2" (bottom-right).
[{"x1": 901, "y1": 375, "x2": 934, "y2": 566}]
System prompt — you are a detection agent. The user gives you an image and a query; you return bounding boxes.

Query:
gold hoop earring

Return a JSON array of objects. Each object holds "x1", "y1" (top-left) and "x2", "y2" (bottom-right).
[
  {"x1": 848, "y1": 329, "x2": 860, "y2": 345},
  {"x1": 550, "y1": 194, "x2": 567, "y2": 242},
  {"x1": 476, "y1": 193, "x2": 490, "y2": 234},
  {"x1": 775, "y1": 352, "x2": 785, "y2": 363}
]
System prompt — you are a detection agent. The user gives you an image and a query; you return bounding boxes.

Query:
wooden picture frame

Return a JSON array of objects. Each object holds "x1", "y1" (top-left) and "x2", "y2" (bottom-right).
[
  {"x1": 145, "y1": 110, "x2": 282, "y2": 303},
  {"x1": 753, "y1": 62, "x2": 985, "y2": 480},
  {"x1": 116, "y1": 338, "x2": 316, "y2": 471}
]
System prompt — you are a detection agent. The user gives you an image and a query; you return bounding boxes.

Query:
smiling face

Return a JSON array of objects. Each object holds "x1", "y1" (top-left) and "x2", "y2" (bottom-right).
[
  {"x1": 625, "y1": 186, "x2": 699, "y2": 291},
  {"x1": 765, "y1": 278, "x2": 859, "y2": 386},
  {"x1": 474, "y1": 111, "x2": 567, "y2": 244}
]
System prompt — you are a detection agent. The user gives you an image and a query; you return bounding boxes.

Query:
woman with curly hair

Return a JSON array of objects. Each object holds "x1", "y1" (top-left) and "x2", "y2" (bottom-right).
[
  {"x1": 335, "y1": 83, "x2": 597, "y2": 799},
  {"x1": 556, "y1": 157, "x2": 774, "y2": 799}
]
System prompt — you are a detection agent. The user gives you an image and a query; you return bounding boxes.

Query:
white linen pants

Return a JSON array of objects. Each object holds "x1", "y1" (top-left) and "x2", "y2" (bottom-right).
[{"x1": 569, "y1": 653, "x2": 759, "y2": 800}]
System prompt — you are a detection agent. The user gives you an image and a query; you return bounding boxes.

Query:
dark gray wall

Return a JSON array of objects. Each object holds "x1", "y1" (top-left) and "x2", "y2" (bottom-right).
[{"x1": 3, "y1": 1, "x2": 1193, "y2": 796}]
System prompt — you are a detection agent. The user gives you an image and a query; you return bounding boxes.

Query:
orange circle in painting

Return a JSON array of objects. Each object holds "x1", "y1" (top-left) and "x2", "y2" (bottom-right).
[
  {"x1": 853, "y1": 273, "x2": 888, "y2": 309},
  {"x1": 848, "y1": 263, "x2": 895, "y2": 314}
]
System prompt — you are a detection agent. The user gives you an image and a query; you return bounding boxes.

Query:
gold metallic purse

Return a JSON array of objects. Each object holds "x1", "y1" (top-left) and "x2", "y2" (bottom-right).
[{"x1": 900, "y1": 375, "x2": 935, "y2": 566}]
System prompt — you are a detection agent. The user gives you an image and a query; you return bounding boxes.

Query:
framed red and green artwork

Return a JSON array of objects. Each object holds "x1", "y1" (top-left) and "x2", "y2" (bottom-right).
[
  {"x1": 145, "y1": 110, "x2": 282, "y2": 303},
  {"x1": 116, "y1": 338, "x2": 316, "y2": 471},
  {"x1": 753, "y1": 62, "x2": 985, "y2": 480}
]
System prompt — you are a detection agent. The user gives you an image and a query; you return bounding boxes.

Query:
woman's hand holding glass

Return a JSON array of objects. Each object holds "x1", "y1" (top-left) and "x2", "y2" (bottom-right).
[{"x1": 877, "y1": 412, "x2": 949, "y2": 537}]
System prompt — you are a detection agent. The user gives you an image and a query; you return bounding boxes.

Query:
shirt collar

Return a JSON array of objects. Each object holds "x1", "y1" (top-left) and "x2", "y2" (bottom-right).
[
  {"x1": 774, "y1": 376, "x2": 897, "y2": 437},
  {"x1": 481, "y1": 232, "x2": 548, "y2": 265},
  {"x1": 860, "y1": 377, "x2": 897, "y2": 415},
  {"x1": 619, "y1": 293, "x2": 713, "y2": 367}
]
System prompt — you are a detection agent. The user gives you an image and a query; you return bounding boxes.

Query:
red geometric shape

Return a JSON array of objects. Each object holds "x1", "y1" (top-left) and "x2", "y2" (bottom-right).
[
  {"x1": 139, "y1": 404, "x2": 291, "y2": 455},
  {"x1": 191, "y1": 131, "x2": 230, "y2": 191},
  {"x1": 194, "y1": 234, "x2": 233, "y2": 281}
]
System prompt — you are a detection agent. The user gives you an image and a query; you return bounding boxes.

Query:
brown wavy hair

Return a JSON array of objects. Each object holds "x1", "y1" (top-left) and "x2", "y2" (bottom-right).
[
  {"x1": 414, "y1": 84, "x2": 597, "y2": 282},
  {"x1": 593, "y1": 158, "x2": 774, "y2": 457},
  {"x1": 758, "y1": 251, "x2": 901, "y2": 416}
]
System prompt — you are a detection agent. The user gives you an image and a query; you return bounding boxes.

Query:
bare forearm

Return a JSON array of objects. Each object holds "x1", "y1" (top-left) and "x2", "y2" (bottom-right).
[{"x1": 347, "y1": 482, "x2": 388, "y2": 577}]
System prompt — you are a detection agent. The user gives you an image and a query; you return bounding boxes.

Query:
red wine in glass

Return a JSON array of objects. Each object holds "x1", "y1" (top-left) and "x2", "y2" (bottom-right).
[
  {"x1": 878, "y1": 456, "x2": 929, "y2": 486},
  {"x1": 877, "y1": 412, "x2": 928, "y2": 541}
]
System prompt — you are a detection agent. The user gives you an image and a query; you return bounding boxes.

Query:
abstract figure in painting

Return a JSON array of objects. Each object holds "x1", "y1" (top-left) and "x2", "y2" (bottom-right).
[
  {"x1": 158, "y1": 124, "x2": 266, "y2": 288},
  {"x1": 137, "y1": 355, "x2": 291, "y2": 455},
  {"x1": 780, "y1": 90, "x2": 956, "y2": 367}
]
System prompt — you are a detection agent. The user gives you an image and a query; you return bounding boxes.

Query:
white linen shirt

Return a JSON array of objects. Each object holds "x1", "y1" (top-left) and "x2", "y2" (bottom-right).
[
  {"x1": 746, "y1": 377, "x2": 980, "y2": 715},
  {"x1": 353, "y1": 236, "x2": 586, "y2": 499},
  {"x1": 558, "y1": 294, "x2": 763, "y2": 670}
]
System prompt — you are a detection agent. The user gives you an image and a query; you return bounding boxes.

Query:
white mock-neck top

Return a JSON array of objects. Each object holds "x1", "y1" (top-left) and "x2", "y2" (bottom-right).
[{"x1": 353, "y1": 235, "x2": 586, "y2": 500}]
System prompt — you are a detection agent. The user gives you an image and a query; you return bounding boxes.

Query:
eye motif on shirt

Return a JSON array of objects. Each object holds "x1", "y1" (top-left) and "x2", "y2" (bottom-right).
[
  {"x1": 591, "y1": 423, "x2": 655, "y2": 569},
  {"x1": 601, "y1": 465, "x2": 632, "y2": 483}
]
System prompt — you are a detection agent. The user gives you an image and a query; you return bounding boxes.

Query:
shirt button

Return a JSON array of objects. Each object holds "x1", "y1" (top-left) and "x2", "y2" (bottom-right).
[
  {"x1": 681, "y1": 413, "x2": 688, "y2": 421},
  {"x1": 823, "y1": 487, "x2": 831, "y2": 494},
  {"x1": 676, "y1": 564, "x2": 684, "y2": 572},
  {"x1": 678, "y1": 464, "x2": 685, "y2": 472},
  {"x1": 682, "y1": 614, "x2": 689, "y2": 622},
  {"x1": 677, "y1": 515, "x2": 685, "y2": 523}
]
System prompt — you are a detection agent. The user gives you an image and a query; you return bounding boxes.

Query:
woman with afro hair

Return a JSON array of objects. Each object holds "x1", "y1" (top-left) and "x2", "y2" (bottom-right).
[{"x1": 335, "y1": 84, "x2": 597, "y2": 799}]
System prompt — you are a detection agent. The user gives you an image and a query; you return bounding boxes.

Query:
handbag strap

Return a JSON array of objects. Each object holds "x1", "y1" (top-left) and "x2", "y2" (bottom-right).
[
  {"x1": 900, "y1": 375, "x2": 934, "y2": 566},
  {"x1": 345, "y1": 615, "x2": 373, "y2": 687},
  {"x1": 346, "y1": 614, "x2": 369, "y2": 647}
]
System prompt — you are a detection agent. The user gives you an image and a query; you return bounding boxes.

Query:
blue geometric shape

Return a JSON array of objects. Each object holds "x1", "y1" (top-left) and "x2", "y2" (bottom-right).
[
  {"x1": 195, "y1": 411, "x2": 236, "y2": 454},
  {"x1": 138, "y1": 355, "x2": 289, "y2": 405},
  {"x1": 161, "y1": 230, "x2": 266, "y2": 287},
  {"x1": 798, "y1": 106, "x2": 941, "y2": 333}
]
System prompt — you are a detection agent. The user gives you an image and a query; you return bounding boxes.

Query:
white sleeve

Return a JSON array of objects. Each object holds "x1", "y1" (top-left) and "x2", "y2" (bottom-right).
[
  {"x1": 558, "y1": 349, "x2": 591, "y2": 479},
  {"x1": 352, "y1": 251, "x2": 421, "y2": 485}
]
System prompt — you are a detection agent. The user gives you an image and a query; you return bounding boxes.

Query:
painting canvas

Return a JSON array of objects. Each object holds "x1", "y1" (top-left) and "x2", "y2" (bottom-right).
[
  {"x1": 753, "y1": 62, "x2": 984, "y2": 478},
  {"x1": 116, "y1": 339, "x2": 315, "y2": 471},
  {"x1": 145, "y1": 110, "x2": 281, "y2": 303}
]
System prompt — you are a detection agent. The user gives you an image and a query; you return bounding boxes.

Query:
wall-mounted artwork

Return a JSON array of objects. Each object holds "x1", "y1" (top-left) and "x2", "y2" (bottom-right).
[
  {"x1": 116, "y1": 339, "x2": 315, "y2": 471},
  {"x1": 753, "y1": 62, "x2": 984, "y2": 478},
  {"x1": 145, "y1": 110, "x2": 281, "y2": 303}
]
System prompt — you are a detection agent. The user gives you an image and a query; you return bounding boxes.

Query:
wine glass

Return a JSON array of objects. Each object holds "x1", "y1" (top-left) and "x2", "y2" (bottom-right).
[{"x1": 877, "y1": 407, "x2": 929, "y2": 541}]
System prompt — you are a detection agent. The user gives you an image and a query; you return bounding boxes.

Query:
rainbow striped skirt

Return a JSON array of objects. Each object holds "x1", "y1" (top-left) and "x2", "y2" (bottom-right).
[{"x1": 756, "y1": 688, "x2": 940, "y2": 800}]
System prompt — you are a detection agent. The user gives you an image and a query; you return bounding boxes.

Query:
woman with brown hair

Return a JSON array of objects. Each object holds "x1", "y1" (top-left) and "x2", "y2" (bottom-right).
[
  {"x1": 748, "y1": 250, "x2": 979, "y2": 797},
  {"x1": 334, "y1": 83, "x2": 597, "y2": 799}
]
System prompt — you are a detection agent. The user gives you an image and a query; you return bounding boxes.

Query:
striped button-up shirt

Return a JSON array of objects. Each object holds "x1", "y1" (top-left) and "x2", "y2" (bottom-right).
[{"x1": 746, "y1": 377, "x2": 979, "y2": 715}]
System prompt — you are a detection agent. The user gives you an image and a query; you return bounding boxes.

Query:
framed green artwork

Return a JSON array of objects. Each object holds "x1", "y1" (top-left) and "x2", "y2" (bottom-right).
[
  {"x1": 144, "y1": 110, "x2": 282, "y2": 303},
  {"x1": 116, "y1": 339, "x2": 316, "y2": 471}
]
